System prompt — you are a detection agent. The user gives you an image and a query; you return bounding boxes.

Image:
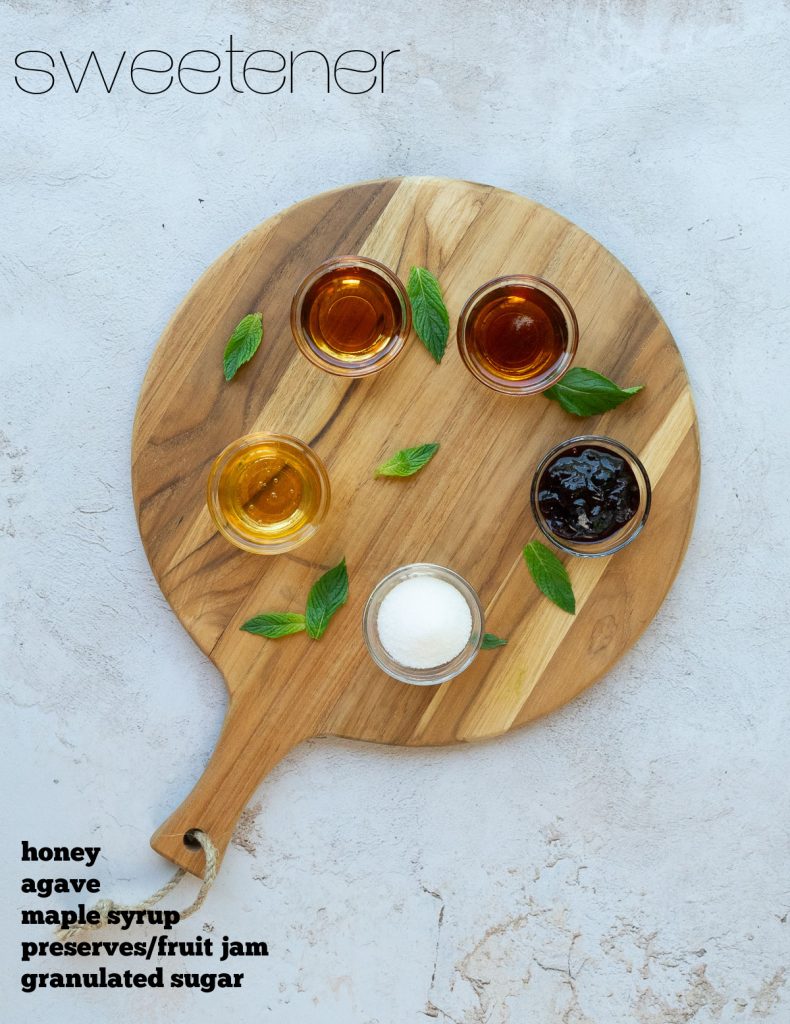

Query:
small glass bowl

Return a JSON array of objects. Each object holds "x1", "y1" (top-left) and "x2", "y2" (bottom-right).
[
  {"x1": 530, "y1": 435, "x2": 651, "y2": 557},
  {"x1": 457, "y1": 274, "x2": 578, "y2": 395},
  {"x1": 206, "y1": 432, "x2": 330, "y2": 555},
  {"x1": 362, "y1": 563, "x2": 484, "y2": 685},
  {"x1": 291, "y1": 255, "x2": 411, "y2": 377}
]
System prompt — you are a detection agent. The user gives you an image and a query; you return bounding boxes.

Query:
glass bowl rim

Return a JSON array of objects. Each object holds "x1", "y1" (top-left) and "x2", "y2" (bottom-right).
[
  {"x1": 206, "y1": 431, "x2": 331, "y2": 555},
  {"x1": 456, "y1": 273, "x2": 579, "y2": 396},
  {"x1": 530, "y1": 433, "x2": 652, "y2": 558},
  {"x1": 290, "y1": 254, "x2": 411, "y2": 378},
  {"x1": 362, "y1": 562, "x2": 484, "y2": 685}
]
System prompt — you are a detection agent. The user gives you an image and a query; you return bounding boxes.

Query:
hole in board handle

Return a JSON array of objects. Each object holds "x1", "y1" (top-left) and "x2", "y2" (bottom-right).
[{"x1": 183, "y1": 829, "x2": 201, "y2": 850}]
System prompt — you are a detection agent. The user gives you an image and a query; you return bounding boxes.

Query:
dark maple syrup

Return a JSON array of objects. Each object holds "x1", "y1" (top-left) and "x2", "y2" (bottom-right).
[
  {"x1": 300, "y1": 262, "x2": 403, "y2": 362},
  {"x1": 464, "y1": 282, "x2": 568, "y2": 382}
]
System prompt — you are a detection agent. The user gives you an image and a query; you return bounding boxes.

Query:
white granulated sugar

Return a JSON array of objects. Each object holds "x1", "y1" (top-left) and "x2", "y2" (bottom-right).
[{"x1": 377, "y1": 576, "x2": 473, "y2": 670}]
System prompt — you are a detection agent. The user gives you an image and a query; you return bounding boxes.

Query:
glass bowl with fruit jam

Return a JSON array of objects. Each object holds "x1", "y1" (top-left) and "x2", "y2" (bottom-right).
[
  {"x1": 457, "y1": 275, "x2": 578, "y2": 395},
  {"x1": 291, "y1": 256, "x2": 411, "y2": 377},
  {"x1": 531, "y1": 436, "x2": 651, "y2": 557},
  {"x1": 207, "y1": 433, "x2": 330, "y2": 554}
]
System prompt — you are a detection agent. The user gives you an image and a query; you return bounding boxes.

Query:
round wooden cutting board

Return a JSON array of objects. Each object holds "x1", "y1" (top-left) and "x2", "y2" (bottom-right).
[{"x1": 132, "y1": 177, "x2": 700, "y2": 875}]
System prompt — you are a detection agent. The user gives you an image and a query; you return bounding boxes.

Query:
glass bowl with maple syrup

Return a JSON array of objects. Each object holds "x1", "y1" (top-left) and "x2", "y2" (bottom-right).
[
  {"x1": 291, "y1": 256, "x2": 411, "y2": 377},
  {"x1": 457, "y1": 275, "x2": 578, "y2": 395},
  {"x1": 206, "y1": 432, "x2": 331, "y2": 554},
  {"x1": 531, "y1": 435, "x2": 651, "y2": 557}
]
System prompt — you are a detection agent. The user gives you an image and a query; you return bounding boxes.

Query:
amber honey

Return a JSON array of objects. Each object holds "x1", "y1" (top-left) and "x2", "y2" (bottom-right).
[
  {"x1": 458, "y1": 275, "x2": 578, "y2": 395},
  {"x1": 292, "y1": 256, "x2": 410, "y2": 376},
  {"x1": 207, "y1": 434, "x2": 330, "y2": 554}
]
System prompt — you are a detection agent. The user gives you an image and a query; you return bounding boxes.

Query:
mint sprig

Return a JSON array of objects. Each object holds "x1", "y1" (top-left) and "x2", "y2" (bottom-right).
[
  {"x1": 407, "y1": 266, "x2": 449, "y2": 363},
  {"x1": 240, "y1": 557, "x2": 348, "y2": 641},
  {"x1": 305, "y1": 557, "x2": 349, "y2": 639},
  {"x1": 481, "y1": 633, "x2": 508, "y2": 650},
  {"x1": 240, "y1": 613, "x2": 306, "y2": 639},
  {"x1": 375, "y1": 443, "x2": 440, "y2": 478},
  {"x1": 523, "y1": 540, "x2": 576, "y2": 615},
  {"x1": 223, "y1": 312, "x2": 263, "y2": 381},
  {"x1": 544, "y1": 367, "x2": 643, "y2": 417}
]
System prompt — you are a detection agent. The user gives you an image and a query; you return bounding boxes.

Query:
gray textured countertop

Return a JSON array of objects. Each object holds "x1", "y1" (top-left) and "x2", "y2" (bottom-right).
[{"x1": 2, "y1": 1, "x2": 789, "y2": 1021}]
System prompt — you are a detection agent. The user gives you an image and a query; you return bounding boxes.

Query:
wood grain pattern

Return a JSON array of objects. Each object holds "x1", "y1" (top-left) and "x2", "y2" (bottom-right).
[{"x1": 131, "y1": 177, "x2": 701, "y2": 876}]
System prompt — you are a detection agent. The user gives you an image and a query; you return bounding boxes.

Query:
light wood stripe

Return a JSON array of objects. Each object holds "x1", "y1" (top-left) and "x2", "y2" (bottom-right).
[{"x1": 639, "y1": 387, "x2": 696, "y2": 482}]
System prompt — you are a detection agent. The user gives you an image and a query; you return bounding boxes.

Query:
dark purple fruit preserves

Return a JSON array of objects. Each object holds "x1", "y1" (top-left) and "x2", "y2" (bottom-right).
[{"x1": 536, "y1": 444, "x2": 640, "y2": 542}]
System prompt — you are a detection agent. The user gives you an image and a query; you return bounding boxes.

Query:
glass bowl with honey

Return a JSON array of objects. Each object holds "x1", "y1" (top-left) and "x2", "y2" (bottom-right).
[
  {"x1": 207, "y1": 433, "x2": 330, "y2": 554},
  {"x1": 530, "y1": 435, "x2": 651, "y2": 557},
  {"x1": 457, "y1": 275, "x2": 578, "y2": 395},
  {"x1": 291, "y1": 256, "x2": 411, "y2": 377}
]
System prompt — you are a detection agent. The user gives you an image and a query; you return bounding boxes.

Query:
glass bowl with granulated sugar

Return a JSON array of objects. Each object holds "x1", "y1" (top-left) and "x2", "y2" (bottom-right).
[{"x1": 362, "y1": 564, "x2": 484, "y2": 685}]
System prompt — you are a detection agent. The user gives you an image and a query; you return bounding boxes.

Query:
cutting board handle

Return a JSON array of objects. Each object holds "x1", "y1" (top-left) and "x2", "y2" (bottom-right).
[{"x1": 150, "y1": 693, "x2": 308, "y2": 877}]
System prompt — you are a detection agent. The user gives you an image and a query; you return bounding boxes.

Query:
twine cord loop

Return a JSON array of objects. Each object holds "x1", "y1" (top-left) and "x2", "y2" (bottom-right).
[{"x1": 54, "y1": 829, "x2": 218, "y2": 940}]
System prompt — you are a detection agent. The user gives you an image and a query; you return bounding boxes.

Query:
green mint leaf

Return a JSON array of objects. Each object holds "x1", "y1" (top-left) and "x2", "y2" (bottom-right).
[
  {"x1": 481, "y1": 633, "x2": 508, "y2": 650},
  {"x1": 223, "y1": 312, "x2": 263, "y2": 381},
  {"x1": 305, "y1": 557, "x2": 349, "y2": 640},
  {"x1": 375, "y1": 442, "x2": 440, "y2": 478},
  {"x1": 544, "y1": 367, "x2": 643, "y2": 417},
  {"x1": 240, "y1": 612, "x2": 306, "y2": 639},
  {"x1": 407, "y1": 266, "x2": 449, "y2": 363},
  {"x1": 523, "y1": 540, "x2": 576, "y2": 615}
]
